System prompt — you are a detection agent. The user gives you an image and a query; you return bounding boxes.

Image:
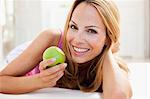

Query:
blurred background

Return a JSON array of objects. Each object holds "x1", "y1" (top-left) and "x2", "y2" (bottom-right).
[
  {"x1": 0, "y1": 0, "x2": 150, "y2": 61},
  {"x1": 0, "y1": 0, "x2": 150, "y2": 99}
]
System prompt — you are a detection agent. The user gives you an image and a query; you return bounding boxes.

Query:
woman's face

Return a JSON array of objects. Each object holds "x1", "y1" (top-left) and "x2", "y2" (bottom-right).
[{"x1": 66, "y1": 2, "x2": 106, "y2": 63}]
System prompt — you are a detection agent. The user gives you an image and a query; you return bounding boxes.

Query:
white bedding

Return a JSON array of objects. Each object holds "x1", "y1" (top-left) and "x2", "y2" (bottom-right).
[{"x1": 0, "y1": 87, "x2": 102, "y2": 99}]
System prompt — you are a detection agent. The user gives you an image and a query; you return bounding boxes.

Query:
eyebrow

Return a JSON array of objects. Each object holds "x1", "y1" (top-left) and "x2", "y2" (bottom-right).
[
  {"x1": 70, "y1": 20, "x2": 77, "y2": 26},
  {"x1": 70, "y1": 20, "x2": 101, "y2": 29}
]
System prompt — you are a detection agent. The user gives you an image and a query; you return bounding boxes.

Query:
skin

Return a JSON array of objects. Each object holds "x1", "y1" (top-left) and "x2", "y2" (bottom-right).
[
  {"x1": 0, "y1": 30, "x2": 67, "y2": 93},
  {"x1": 67, "y1": 3, "x2": 132, "y2": 99},
  {"x1": 67, "y1": 2, "x2": 106, "y2": 63},
  {"x1": 103, "y1": 50, "x2": 132, "y2": 99},
  {"x1": 0, "y1": 2, "x2": 132, "y2": 99}
]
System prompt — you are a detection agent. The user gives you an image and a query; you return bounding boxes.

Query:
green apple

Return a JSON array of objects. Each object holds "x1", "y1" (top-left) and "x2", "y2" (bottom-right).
[{"x1": 43, "y1": 46, "x2": 66, "y2": 67}]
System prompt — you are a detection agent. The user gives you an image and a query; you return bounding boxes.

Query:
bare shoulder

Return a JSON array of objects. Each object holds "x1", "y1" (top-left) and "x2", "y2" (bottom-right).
[
  {"x1": 39, "y1": 28, "x2": 61, "y2": 46},
  {"x1": 0, "y1": 28, "x2": 62, "y2": 76}
]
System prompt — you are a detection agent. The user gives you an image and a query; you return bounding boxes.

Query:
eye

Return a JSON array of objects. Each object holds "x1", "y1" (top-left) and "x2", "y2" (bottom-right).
[
  {"x1": 87, "y1": 29, "x2": 97, "y2": 34},
  {"x1": 69, "y1": 24, "x2": 78, "y2": 30}
]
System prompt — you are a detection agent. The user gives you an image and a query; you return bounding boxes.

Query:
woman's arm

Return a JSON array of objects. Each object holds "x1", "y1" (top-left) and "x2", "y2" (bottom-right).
[
  {"x1": 0, "y1": 62, "x2": 67, "y2": 94},
  {"x1": 0, "y1": 74, "x2": 41, "y2": 94},
  {"x1": 0, "y1": 29, "x2": 62, "y2": 94},
  {"x1": 0, "y1": 29, "x2": 60, "y2": 76},
  {"x1": 102, "y1": 50, "x2": 132, "y2": 99}
]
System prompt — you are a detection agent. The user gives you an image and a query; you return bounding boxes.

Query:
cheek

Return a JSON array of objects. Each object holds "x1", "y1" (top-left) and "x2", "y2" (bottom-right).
[
  {"x1": 91, "y1": 37, "x2": 106, "y2": 52},
  {"x1": 66, "y1": 32, "x2": 72, "y2": 43}
]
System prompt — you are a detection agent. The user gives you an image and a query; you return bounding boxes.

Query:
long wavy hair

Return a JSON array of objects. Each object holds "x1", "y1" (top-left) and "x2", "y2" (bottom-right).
[{"x1": 56, "y1": 0, "x2": 129, "y2": 92}]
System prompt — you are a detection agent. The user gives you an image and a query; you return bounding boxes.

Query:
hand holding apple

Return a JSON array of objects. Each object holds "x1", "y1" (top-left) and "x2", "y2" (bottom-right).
[{"x1": 43, "y1": 46, "x2": 66, "y2": 68}]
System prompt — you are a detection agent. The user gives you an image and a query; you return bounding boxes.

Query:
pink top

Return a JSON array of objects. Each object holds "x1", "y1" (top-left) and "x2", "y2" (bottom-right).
[{"x1": 25, "y1": 31, "x2": 63, "y2": 76}]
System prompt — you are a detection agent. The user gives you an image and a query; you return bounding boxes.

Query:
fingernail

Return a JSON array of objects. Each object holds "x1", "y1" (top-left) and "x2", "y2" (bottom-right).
[
  {"x1": 50, "y1": 58, "x2": 56, "y2": 62},
  {"x1": 63, "y1": 63, "x2": 67, "y2": 68}
]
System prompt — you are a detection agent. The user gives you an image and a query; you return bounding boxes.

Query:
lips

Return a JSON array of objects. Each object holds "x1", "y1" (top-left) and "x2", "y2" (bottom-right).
[
  {"x1": 73, "y1": 46, "x2": 89, "y2": 53},
  {"x1": 70, "y1": 44, "x2": 90, "y2": 57}
]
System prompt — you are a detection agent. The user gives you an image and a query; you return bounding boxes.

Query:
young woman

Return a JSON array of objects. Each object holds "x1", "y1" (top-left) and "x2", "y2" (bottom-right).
[{"x1": 0, "y1": 0, "x2": 132, "y2": 99}]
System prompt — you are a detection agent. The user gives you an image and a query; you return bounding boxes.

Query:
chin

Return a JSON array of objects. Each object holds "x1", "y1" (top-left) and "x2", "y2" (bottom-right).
[
  {"x1": 72, "y1": 59, "x2": 85, "y2": 63},
  {"x1": 72, "y1": 57, "x2": 92, "y2": 64},
  {"x1": 71, "y1": 58, "x2": 83, "y2": 63}
]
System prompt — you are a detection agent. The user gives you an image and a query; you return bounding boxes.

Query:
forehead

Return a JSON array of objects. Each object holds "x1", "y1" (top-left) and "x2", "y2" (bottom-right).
[{"x1": 71, "y1": 2, "x2": 103, "y2": 26}]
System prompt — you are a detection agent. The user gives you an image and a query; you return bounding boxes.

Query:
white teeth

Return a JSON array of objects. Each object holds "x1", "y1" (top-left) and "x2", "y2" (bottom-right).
[{"x1": 73, "y1": 46, "x2": 89, "y2": 53}]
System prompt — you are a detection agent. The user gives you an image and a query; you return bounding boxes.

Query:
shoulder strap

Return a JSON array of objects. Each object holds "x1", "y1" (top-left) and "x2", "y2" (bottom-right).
[{"x1": 58, "y1": 30, "x2": 63, "y2": 49}]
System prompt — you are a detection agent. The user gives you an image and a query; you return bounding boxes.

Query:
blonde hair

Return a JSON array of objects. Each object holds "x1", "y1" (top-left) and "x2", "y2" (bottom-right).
[{"x1": 57, "y1": 0, "x2": 129, "y2": 92}]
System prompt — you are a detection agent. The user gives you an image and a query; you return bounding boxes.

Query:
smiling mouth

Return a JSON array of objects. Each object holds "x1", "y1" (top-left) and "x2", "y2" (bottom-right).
[{"x1": 72, "y1": 45, "x2": 90, "y2": 53}]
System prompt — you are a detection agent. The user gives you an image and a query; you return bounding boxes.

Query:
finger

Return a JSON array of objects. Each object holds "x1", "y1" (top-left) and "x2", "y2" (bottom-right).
[
  {"x1": 39, "y1": 58, "x2": 56, "y2": 71},
  {"x1": 48, "y1": 81, "x2": 57, "y2": 87},
  {"x1": 41, "y1": 70, "x2": 64, "y2": 83},
  {"x1": 51, "y1": 71, "x2": 64, "y2": 82},
  {"x1": 51, "y1": 72, "x2": 64, "y2": 82},
  {"x1": 40, "y1": 63, "x2": 67, "y2": 76},
  {"x1": 47, "y1": 71, "x2": 64, "y2": 86}
]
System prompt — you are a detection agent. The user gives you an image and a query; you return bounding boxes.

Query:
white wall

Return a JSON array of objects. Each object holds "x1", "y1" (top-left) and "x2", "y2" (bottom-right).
[
  {"x1": 145, "y1": 0, "x2": 150, "y2": 58},
  {"x1": 0, "y1": 0, "x2": 5, "y2": 61},
  {"x1": 116, "y1": 0, "x2": 147, "y2": 59},
  {"x1": 0, "y1": 28, "x2": 3, "y2": 61},
  {"x1": 41, "y1": 0, "x2": 72, "y2": 30},
  {"x1": 14, "y1": 0, "x2": 72, "y2": 46},
  {"x1": 14, "y1": 0, "x2": 42, "y2": 46}
]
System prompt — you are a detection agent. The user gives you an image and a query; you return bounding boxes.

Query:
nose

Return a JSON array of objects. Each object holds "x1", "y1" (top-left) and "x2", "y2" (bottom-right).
[{"x1": 73, "y1": 30, "x2": 85, "y2": 44}]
